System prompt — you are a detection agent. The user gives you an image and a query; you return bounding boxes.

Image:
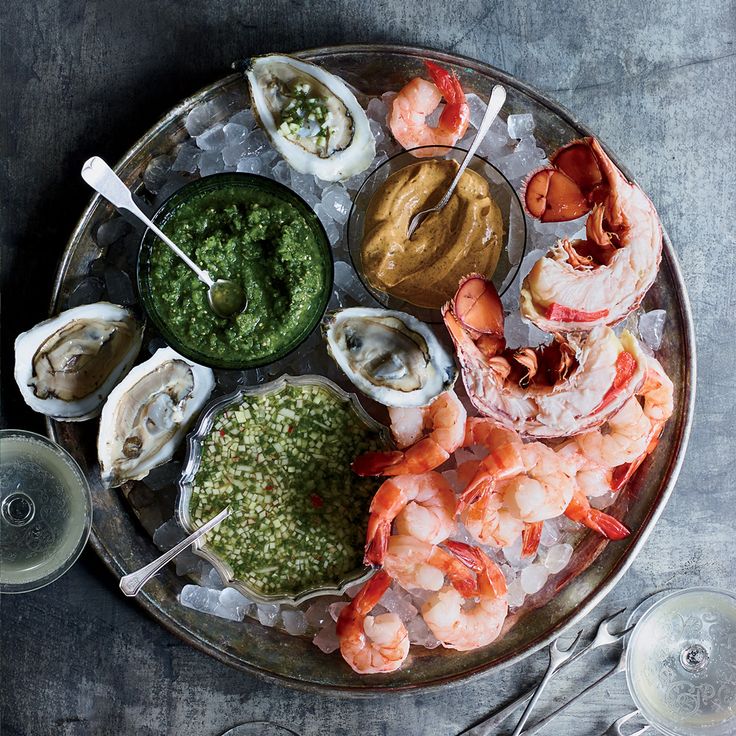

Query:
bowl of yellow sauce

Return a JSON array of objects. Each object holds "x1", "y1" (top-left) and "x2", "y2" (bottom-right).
[{"x1": 347, "y1": 146, "x2": 527, "y2": 321}]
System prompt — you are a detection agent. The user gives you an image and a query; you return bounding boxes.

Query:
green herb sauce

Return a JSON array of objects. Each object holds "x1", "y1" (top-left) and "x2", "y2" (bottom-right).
[
  {"x1": 148, "y1": 184, "x2": 328, "y2": 363},
  {"x1": 189, "y1": 384, "x2": 383, "y2": 596}
]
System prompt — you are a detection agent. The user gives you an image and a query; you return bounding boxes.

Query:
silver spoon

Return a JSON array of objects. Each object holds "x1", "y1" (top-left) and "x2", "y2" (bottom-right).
[
  {"x1": 119, "y1": 506, "x2": 231, "y2": 597},
  {"x1": 406, "y1": 84, "x2": 507, "y2": 238},
  {"x1": 510, "y1": 629, "x2": 583, "y2": 736},
  {"x1": 81, "y1": 156, "x2": 246, "y2": 319}
]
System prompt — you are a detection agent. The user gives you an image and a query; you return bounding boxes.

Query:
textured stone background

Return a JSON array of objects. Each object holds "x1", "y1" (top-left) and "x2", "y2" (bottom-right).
[{"x1": 1, "y1": 1, "x2": 734, "y2": 734}]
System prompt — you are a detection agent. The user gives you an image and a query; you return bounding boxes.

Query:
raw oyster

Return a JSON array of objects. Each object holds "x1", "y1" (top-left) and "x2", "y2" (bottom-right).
[
  {"x1": 245, "y1": 54, "x2": 375, "y2": 181},
  {"x1": 14, "y1": 302, "x2": 144, "y2": 421},
  {"x1": 97, "y1": 347, "x2": 214, "y2": 488},
  {"x1": 323, "y1": 308, "x2": 457, "y2": 407}
]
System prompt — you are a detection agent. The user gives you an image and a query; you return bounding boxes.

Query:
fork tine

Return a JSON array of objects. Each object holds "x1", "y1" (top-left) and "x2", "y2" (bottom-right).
[
  {"x1": 560, "y1": 628, "x2": 583, "y2": 652},
  {"x1": 601, "y1": 607, "x2": 627, "y2": 626}
]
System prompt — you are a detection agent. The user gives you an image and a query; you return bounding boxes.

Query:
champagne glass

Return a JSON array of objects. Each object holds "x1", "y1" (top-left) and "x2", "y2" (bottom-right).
[{"x1": 625, "y1": 587, "x2": 736, "y2": 735}]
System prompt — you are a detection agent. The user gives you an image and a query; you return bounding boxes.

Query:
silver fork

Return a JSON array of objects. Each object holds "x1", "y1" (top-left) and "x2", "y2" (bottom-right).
[
  {"x1": 461, "y1": 609, "x2": 632, "y2": 735},
  {"x1": 509, "y1": 630, "x2": 583, "y2": 736},
  {"x1": 602, "y1": 710, "x2": 652, "y2": 735}
]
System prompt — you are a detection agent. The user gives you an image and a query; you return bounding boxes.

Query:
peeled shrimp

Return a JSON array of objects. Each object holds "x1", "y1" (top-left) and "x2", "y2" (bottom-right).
[
  {"x1": 443, "y1": 275, "x2": 647, "y2": 439},
  {"x1": 352, "y1": 389, "x2": 466, "y2": 476},
  {"x1": 421, "y1": 541, "x2": 508, "y2": 651},
  {"x1": 388, "y1": 60, "x2": 469, "y2": 155},
  {"x1": 382, "y1": 535, "x2": 476, "y2": 596},
  {"x1": 364, "y1": 472, "x2": 457, "y2": 565},
  {"x1": 336, "y1": 570, "x2": 410, "y2": 674},
  {"x1": 521, "y1": 137, "x2": 662, "y2": 332},
  {"x1": 458, "y1": 419, "x2": 574, "y2": 550}
]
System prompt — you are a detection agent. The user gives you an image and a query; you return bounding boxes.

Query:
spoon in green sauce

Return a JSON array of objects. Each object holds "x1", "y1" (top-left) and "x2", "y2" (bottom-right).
[{"x1": 81, "y1": 156, "x2": 247, "y2": 319}]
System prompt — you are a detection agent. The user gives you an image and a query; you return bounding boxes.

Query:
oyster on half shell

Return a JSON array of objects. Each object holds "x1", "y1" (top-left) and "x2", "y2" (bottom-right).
[
  {"x1": 14, "y1": 302, "x2": 144, "y2": 422},
  {"x1": 323, "y1": 307, "x2": 457, "y2": 407},
  {"x1": 97, "y1": 347, "x2": 214, "y2": 488},
  {"x1": 245, "y1": 54, "x2": 375, "y2": 181}
]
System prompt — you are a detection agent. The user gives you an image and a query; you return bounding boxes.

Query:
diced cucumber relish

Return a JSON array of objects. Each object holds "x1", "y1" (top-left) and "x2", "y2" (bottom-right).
[{"x1": 189, "y1": 384, "x2": 383, "y2": 596}]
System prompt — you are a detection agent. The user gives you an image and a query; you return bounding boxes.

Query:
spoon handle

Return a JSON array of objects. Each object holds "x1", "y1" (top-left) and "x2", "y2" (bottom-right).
[
  {"x1": 437, "y1": 84, "x2": 506, "y2": 211},
  {"x1": 81, "y1": 156, "x2": 214, "y2": 287},
  {"x1": 119, "y1": 506, "x2": 231, "y2": 597}
]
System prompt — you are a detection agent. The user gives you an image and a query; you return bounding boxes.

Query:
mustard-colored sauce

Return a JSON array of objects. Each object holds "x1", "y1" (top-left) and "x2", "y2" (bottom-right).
[{"x1": 360, "y1": 159, "x2": 504, "y2": 309}]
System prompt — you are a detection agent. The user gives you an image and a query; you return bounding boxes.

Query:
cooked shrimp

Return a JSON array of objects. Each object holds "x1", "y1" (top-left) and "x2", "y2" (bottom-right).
[
  {"x1": 336, "y1": 570, "x2": 410, "y2": 674},
  {"x1": 556, "y1": 440, "x2": 613, "y2": 498},
  {"x1": 421, "y1": 541, "x2": 508, "y2": 651},
  {"x1": 388, "y1": 60, "x2": 470, "y2": 154},
  {"x1": 364, "y1": 472, "x2": 456, "y2": 565},
  {"x1": 383, "y1": 535, "x2": 477, "y2": 596},
  {"x1": 352, "y1": 389, "x2": 466, "y2": 476},
  {"x1": 521, "y1": 137, "x2": 662, "y2": 332},
  {"x1": 564, "y1": 490, "x2": 630, "y2": 540},
  {"x1": 443, "y1": 275, "x2": 648, "y2": 439},
  {"x1": 458, "y1": 419, "x2": 574, "y2": 548}
]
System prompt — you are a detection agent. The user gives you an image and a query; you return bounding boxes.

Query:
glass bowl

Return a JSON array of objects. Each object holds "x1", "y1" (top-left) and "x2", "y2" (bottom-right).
[
  {"x1": 0, "y1": 429, "x2": 92, "y2": 594},
  {"x1": 347, "y1": 145, "x2": 527, "y2": 323},
  {"x1": 137, "y1": 173, "x2": 334, "y2": 370},
  {"x1": 177, "y1": 374, "x2": 390, "y2": 607}
]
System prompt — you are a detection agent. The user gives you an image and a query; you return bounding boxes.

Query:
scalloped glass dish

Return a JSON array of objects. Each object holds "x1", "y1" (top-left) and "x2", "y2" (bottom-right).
[
  {"x1": 177, "y1": 374, "x2": 390, "y2": 607},
  {"x1": 347, "y1": 145, "x2": 527, "y2": 324}
]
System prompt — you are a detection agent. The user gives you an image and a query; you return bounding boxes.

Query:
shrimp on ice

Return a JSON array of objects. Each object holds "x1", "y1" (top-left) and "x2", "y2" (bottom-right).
[
  {"x1": 564, "y1": 490, "x2": 630, "y2": 540},
  {"x1": 458, "y1": 419, "x2": 574, "y2": 555},
  {"x1": 363, "y1": 472, "x2": 457, "y2": 565},
  {"x1": 388, "y1": 60, "x2": 470, "y2": 155},
  {"x1": 521, "y1": 137, "x2": 663, "y2": 332},
  {"x1": 573, "y1": 354, "x2": 674, "y2": 489},
  {"x1": 421, "y1": 541, "x2": 508, "y2": 651},
  {"x1": 352, "y1": 389, "x2": 466, "y2": 476},
  {"x1": 382, "y1": 535, "x2": 477, "y2": 596},
  {"x1": 336, "y1": 570, "x2": 410, "y2": 674},
  {"x1": 443, "y1": 274, "x2": 648, "y2": 439}
]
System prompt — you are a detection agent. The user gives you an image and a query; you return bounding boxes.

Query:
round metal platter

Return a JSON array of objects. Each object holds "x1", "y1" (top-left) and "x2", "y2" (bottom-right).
[{"x1": 46, "y1": 44, "x2": 695, "y2": 694}]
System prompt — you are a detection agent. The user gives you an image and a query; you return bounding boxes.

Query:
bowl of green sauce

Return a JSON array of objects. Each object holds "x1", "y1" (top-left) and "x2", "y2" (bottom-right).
[
  {"x1": 138, "y1": 173, "x2": 334, "y2": 369},
  {"x1": 178, "y1": 375, "x2": 388, "y2": 606}
]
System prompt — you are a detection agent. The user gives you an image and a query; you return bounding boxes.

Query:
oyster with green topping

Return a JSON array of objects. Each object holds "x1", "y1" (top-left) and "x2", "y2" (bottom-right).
[{"x1": 245, "y1": 54, "x2": 375, "y2": 181}]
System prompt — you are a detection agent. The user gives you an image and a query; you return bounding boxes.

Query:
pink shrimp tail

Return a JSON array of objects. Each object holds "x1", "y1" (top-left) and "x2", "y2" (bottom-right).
[
  {"x1": 352, "y1": 439, "x2": 449, "y2": 477},
  {"x1": 352, "y1": 450, "x2": 404, "y2": 476},
  {"x1": 336, "y1": 570, "x2": 391, "y2": 636},
  {"x1": 364, "y1": 516, "x2": 391, "y2": 565},
  {"x1": 522, "y1": 522, "x2": 543, "y2": 558},
  {"x1": 444, "y1": 540, "x2": 507, "y2": 598},
  {"x1": 565, "y1": 493, "x2": 630, "y2": 540},
  {"x1": 423, "y1": 60, "x2": 469, "y2": 136}
]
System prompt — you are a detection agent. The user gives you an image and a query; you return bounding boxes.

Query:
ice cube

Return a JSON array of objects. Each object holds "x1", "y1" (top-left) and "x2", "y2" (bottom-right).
[
  {"x1": 104, "y1": 266, "x2": 136, "y2": 306},
  {"x1": 185, "y1": 102, "x2": 216, "y2": 137},
  {"x1": 543, "y1": 543, "x2": 573, "y2": 574},
  {"x1": 66, "y1": 277, "x2": 105, "y2": 308},
  {"x1": 228, "y1": 109, "x2": 255, "y2": 129},
  {"x1": 380, "y1": 586, "x2": 418, "y2": 622},
  {"x1": 369, "y1": 119, "x2": 386, "y2": 147},
  {"x1": 289, "y1": 169, "x2": 318, "y2": 205},
  {"x1": 172, "y1": 143, "x2": 201, "y2": 174},
  {"x1": 282, "y1": 609, "x2": 308, "y2": 636},
  {"x1": 196, "y1": 123, "x2": 226, "y2": 152},
  {"x1": 305, "y1": 600, "x2": 331, "y2": 628},
  {"x1": 539, "y1": 520, "x2": 560, "y2": 548},
  {"x1": 466, "y1": 93, "x2": 488, "y2": 130},
  {"x1": 153, "y1": 518, "x2": 185, "y2": 551},
  {"x1": 321, "y1": 185, "x2": 352, "y2": 225},
  {"x1": 201, "y1": 565, "x2": 225, "y2": 591},
  {"x1": 142, "y1": 155, "x2": 174, "y2": 196},
  {"x1": 328, "y1": 601, "x2": 349, "y2": 622},
  {"x1": 366, "y1": 96, "x2": 389, "y2": 123},
  {"x1": 520, "y1": 564, "x2": 549, "y2": 595},
  {"x1": 216, "y1": 586, "x2": 252, "y2": 621},
  {"x1": 589, "y1": 491, "x2": 616, "y2": 510},
  {"x1": 503, "y1": 535, "x2": 532, "y2": 569},
  {"x1": 143, "y1": 461, "x2": 182, "y2": 491},
  {"x1": 313, "y1": 620, "x2": 340, "y2": 653},
  {"x1": 406, "y1": 615, "x2": 440, "y2": 649},
  {"x1": 506, "y1": 577, "x2": 526, "y2": 608},
  {"x1": 179, "y1": 584, "x2": 221, "y2": 615},
  {"x1": 198, "y1": 150, "x2": 224, "y2": 177},
  {"x1": 95, "y1": 217, "x2": 131, "y2": 248},
  {"x1": 507, "y1": 113, "x2": 535, "y2": 140},
  {"x1": 256, "y1": 603, "x2": 280, "y2": 627},
  {"x1": 236, "y1": 156, "x2": 263, "y2": 175},
  {"x1": 175, "y1": 551, "x2": 207, "y2": 577},
  {"x1": 223, "y1": 122, "x2": 248, "y2": 146},
  {"x1": 222, "y1": 143, "x2": 246, "y2": 167},
  {"x1": 638, "y1": 309, "x2": 667, "y2": 351}
]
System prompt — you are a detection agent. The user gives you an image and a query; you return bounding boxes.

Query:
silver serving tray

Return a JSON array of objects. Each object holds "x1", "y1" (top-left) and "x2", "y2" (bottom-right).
[{"x1": 45, "y1": 44, "x2": 695, "y2": 694}]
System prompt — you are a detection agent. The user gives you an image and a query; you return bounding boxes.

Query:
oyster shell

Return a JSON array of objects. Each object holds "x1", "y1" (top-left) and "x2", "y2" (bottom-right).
[
  {"x1": 14, "y1": 302, "x2": 144, "y2": 422},
  {"x1": 323, "y1": 308, "x2": 457, "y2": 407},
  {"x1": 245, "y1": 54, "x2": 375, "y2": 181},
  {"x1": 97, "y1": 347, "x2": 214, "y2": 488}
]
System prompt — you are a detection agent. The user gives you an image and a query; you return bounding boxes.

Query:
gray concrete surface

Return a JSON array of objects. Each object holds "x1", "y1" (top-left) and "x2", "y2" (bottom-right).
[{"x1": 1, "y1": 1, "x2": 735, "y2": 734}]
